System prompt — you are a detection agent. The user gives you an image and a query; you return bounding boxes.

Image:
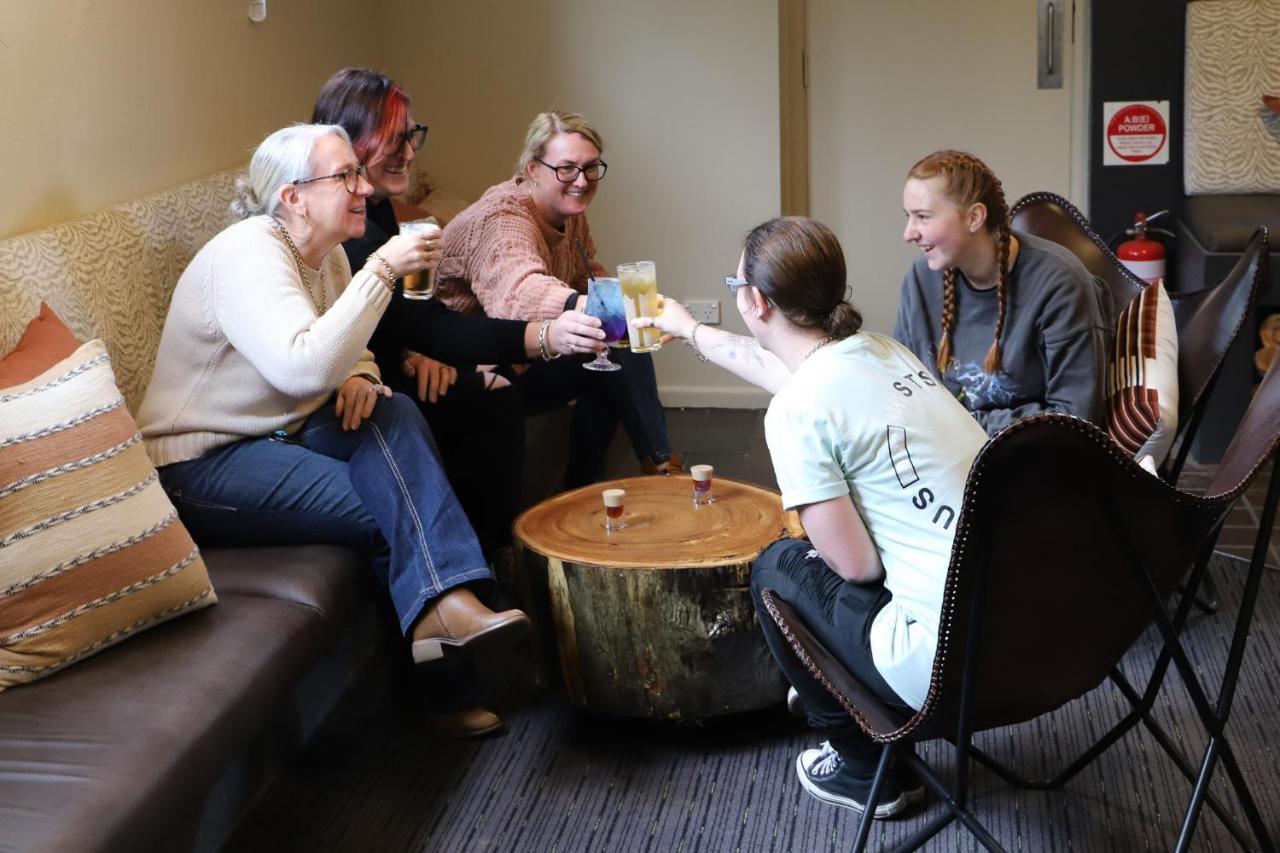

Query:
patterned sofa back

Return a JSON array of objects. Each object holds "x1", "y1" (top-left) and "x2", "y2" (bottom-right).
[{"x1": 0, "y1": 166, "x2": 244, "y2": 410}]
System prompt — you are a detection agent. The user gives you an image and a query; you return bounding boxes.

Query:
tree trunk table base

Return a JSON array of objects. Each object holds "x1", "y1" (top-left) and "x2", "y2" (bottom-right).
[{"x1": 512, "y1": 475, "x2": 802, "y2": 720}]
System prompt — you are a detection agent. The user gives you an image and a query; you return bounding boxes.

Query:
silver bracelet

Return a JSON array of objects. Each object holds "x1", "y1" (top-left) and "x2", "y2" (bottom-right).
[
  {"x1": 689, "y1": 321, "x2": 710, "y2": 363},
  {"x1": 538, "y1": 319, "x2": 561, "y2": 361},
  {"x1": 366, "y1": 252, "x2": 396, "y2": 291}
]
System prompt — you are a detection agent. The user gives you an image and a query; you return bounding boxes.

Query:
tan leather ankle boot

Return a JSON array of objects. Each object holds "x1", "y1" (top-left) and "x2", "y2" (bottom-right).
[
  {"x1": 641, "y1": 451, "x2": 685, "y2": 476},
  {"x1": 410, "y1": 586, "x2": 531, "y2": 664},
  {"x1": 430, "y1": 706, "x2": 505, "y2": 739}
]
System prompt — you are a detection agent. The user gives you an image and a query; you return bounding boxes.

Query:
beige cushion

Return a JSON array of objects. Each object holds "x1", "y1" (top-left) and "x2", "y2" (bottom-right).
[
  {"x1": 1106, "y1": 281, "x2": 1180, "y2": 467},
  {"x1": 0, "y1": 340, "x2": 215, "y2": 691}
]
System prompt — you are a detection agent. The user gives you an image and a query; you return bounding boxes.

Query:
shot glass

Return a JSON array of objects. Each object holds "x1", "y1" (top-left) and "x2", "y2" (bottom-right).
[
  {"x1": 691, "y1": 464, "x2": 715, "y2": 505},
  {"x1": 398, "y1": 217, "x2": 440, "y2": 300},
  {"x1": 602, "y1": 488, "x2": 627, "y2": 532}
]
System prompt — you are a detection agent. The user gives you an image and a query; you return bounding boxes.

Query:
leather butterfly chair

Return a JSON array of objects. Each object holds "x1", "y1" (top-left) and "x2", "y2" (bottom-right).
[
  {"x1": 1010, "y1": 193, "x2": 1266, "y2": 485},
  {"x1": 761, "y1": 362, "x2": 1280, "y2": 852}
]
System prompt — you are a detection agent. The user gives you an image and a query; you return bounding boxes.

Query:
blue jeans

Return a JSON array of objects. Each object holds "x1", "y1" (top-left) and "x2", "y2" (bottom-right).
[
  {"x1": 514, "y1": 347, "x2": 672, "y2": 487},
  {"x1": 158, "y1": 393, "x2": 491, "y2": 634}
]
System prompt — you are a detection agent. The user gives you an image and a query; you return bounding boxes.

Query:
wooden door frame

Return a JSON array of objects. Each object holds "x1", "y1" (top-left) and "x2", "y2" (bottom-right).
[{"x1": 779, "y1": 0, "x2": 809, "y2": 216}]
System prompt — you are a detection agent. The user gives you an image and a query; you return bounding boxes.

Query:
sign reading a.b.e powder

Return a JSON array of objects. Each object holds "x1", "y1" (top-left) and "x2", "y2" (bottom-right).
[{"x1": 1103, "y1": 101, "x2": 1170, "y2": 166}]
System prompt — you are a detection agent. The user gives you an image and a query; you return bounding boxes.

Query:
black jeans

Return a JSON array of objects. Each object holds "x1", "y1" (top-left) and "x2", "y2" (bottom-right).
[
  {"x1": 512, "y1": 347, "x2": 673, "y2": 488},
  {"x1": 751, "y1": 538, "x2": 915, "y2": 771}
]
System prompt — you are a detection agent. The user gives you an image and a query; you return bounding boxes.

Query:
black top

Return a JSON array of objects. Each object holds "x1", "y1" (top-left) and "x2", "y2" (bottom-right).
[{"x1": 343, "y1": 199, "x2": 530, "y2": 372}]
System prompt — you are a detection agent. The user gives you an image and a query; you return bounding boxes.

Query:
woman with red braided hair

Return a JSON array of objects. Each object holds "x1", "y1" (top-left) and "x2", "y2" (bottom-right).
[{"x1": 895, "y1": 150, "x2": 1110, "y2": 436}]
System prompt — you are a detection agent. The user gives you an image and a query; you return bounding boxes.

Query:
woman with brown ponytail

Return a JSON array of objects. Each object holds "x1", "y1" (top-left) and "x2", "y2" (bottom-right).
[
  {"x1": 637, "y1": 217, "x2": 986, "y2": 818},
  {"x1": 896, "y1": 150, "x2": 1109, "y2": 436}
]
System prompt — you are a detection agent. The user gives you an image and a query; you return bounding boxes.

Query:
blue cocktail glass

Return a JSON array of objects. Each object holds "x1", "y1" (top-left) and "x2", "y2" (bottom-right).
[{"x1": 583, "y1": 278, "x2": 626, "y2": 372}]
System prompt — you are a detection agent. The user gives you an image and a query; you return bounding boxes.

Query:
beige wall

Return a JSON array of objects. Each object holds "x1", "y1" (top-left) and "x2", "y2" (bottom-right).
[
  {"x1": 1, "y1": 1, "x2": 381, "y2": 239},
  {"x1": 385, "y1": 0, "x2": 781, "y2": 407},
  {"x1": 6, "y1": 0, "x2": 779, "y2": 405}
]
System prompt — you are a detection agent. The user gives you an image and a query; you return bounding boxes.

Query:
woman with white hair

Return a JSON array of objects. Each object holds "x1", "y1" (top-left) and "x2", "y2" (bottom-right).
[{"x1": 136, "y1": 124, "x2": 531, "y2": 714}]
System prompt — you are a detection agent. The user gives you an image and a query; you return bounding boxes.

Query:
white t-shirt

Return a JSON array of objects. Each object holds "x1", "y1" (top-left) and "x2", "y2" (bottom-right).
[{"x1": 764, "y1": 332, "x2": 987, "y2": 709}]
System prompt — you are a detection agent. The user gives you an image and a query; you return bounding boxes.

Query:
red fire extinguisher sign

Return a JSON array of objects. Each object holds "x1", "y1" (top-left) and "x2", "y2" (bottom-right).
[{"x1": 1103, "y1": 101, "x2": 1170, "y2": 166}]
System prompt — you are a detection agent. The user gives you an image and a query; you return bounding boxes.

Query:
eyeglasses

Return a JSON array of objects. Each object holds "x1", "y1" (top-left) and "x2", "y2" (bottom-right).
[
  {"x1": 401, "y1": 123, "x2": 428, "y2": 152},
  {"x1": 294, "y1": 165, "x2": 367, "y2": 194},
  {"x1": 724, "y1": 276, "x2": 749, "y2": 297},
  {"x1": 533, "y1": 158, "x2": 608, "y2": 183}
]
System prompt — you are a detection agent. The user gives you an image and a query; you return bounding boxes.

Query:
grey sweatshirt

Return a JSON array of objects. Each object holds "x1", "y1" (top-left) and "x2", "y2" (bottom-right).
[{"x1": 893, "y1": 231, "x2": 1110, "y2": 436}]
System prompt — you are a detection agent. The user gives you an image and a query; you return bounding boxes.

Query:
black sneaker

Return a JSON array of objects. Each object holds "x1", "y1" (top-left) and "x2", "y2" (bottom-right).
[
  {"x1": 786, "y1": 686, "x2": 805, "y2": 717},
  {"x1": 795, "y1": 741, "x2": 907, "y2": 818}
]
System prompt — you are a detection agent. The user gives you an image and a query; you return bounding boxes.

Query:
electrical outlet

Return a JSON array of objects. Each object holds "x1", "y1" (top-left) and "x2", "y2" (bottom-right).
[{"x1": 685, "y1": 299, "x2": 720, "y2": 325}]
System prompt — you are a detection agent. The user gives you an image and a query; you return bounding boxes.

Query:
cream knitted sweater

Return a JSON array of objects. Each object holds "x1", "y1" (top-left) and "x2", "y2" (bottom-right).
[
  {"x1": 435, "y1": 177, "x2": 607, "y2": 320},
  {"x1": 137, "y1": 215, "x2": 391, "y2": 467}
]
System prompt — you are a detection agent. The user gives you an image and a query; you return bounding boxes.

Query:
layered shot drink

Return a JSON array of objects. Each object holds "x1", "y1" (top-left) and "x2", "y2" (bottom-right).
[
  {"x1": 617, "y1": 260, "x2": 663, "y2": 353},
  {"x1": 691, "y1": 464, "x2": 715, "y2": 505},
  {"x1": 602, "y1": 488, "x2": 627, "y2": 532}
]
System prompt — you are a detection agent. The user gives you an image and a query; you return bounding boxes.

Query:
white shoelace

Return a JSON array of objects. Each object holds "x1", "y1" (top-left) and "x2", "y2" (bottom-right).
[{"x1": 808, "y1": 740, "x2": 842, "y2": 776}]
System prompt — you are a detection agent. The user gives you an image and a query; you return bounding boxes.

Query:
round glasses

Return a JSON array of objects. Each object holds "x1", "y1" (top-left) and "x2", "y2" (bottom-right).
[
  {"x1": 294, "y1": 165, "x2": 368, "y2": 194},
  {"x1": 401, "y1": 123, "x2": 428, "y2": 152},
  {"x1": 533, "y1": 158, "x2": 608, "y2": 183}
]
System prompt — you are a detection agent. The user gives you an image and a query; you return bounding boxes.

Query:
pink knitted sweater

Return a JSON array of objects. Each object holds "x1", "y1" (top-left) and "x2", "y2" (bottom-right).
[{"x1": 436, "y1": 178, "x2": 607, "y2": 320}]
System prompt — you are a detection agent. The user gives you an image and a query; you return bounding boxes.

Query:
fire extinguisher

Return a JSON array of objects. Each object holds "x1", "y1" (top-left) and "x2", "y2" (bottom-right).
[{"x1": 1111, "y1": 210, "x2": 1174, "y2": 286}]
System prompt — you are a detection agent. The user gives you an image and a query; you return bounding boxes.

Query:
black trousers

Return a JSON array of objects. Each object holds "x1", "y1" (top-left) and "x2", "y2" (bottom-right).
[
  {"x1": 508, "y1": 347, "x2": 673, "y2": 488},
  {"x1": 751, "y1": 538, "x2": 915, "y2": 771}
]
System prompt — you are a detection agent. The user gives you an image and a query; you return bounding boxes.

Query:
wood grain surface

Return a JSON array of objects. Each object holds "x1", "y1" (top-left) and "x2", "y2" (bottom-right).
[
  {"x1": 513, "y1": 475, "x2": 802, "y2": 569},
  {"x1": 512, "y1": 476, "x2": 800, "y2": 718}
]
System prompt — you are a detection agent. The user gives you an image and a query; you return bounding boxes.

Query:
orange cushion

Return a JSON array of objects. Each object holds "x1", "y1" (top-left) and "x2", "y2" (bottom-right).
[{"x1": 0, "y1": 303, "x2": 83, "y2": 388}]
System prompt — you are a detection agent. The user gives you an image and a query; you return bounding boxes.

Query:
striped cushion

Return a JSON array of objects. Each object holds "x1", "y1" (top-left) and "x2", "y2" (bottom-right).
[
  {"x1": 1106, "y1": 282, "x2": 1180, "y2": 467},
  {"x1": 0, "y1": 340, "x2": 215, "y2": 690}
]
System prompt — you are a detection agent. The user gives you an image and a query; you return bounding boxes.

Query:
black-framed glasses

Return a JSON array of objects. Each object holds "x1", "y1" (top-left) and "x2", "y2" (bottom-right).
[
  {"x1": 724, "y1": 276, "x2": 749, "y2": 297},
  {"x1": 402, "y1": 123, "x2": 428, "y2": 151},
  {"x1": 294, "y1": 164, "x2": 367, "y2": 194},
  {"x1": 533, "y1": 157, "x2": 608, "y2": 183}
]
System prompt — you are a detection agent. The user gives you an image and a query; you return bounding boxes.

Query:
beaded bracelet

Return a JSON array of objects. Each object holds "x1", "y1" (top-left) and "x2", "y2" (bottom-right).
[
  {"x1": 538, "y1": 319, "x2": 562, "y2": 361},
  {"x1": 366, "y1": 252, "x2": 397, "y2": 292},
  {"x1": 689, "y1": 321, "x2": 710, "y2": 363}
]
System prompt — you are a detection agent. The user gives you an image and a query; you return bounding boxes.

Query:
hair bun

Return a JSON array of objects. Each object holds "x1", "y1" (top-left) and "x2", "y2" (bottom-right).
[
  {"x1": 825, "y1": 301, "x2": 863, "y2": 339},
  {"x1": 229, "y1": 174, "x2": 261, "y2": 219}
]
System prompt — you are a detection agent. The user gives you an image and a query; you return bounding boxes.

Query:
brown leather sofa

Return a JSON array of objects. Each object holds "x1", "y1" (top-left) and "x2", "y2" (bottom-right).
[
  {"x1": 0, "y1": 546, "x2": 395, "y2": 853},
  {"x1": 0, "y1": 169, "x2": 567, "y2": 852}
]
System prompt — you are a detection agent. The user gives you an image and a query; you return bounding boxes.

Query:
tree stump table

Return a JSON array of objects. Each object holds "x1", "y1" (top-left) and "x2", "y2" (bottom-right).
[{"x1": 511, "y1": 475, "x2": 803, "y2": 720}]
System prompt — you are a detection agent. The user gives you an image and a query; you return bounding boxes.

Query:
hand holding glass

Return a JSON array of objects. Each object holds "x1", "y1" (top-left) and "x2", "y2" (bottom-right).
[
  {"x1": 618, "y1": 261, "x2": 663, "y2": 353},
  {"x1": 583, "y1": 278, "x2": 627, "y2": 372},
  {"x1": 399, "y1": 216, "x2": 440, "y2": 300}
]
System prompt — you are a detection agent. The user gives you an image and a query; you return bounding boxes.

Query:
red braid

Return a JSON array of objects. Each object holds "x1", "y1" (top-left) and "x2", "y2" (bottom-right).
[
  {"x1": 937, "y1": 269, "x2": 957, "y2": 372},
  {"x1": 982, "y1": 224, "x2": 1011, "y2": 374}
]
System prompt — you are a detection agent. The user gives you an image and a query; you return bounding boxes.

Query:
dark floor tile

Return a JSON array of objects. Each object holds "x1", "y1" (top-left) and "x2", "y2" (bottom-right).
[
  {"x1": 662, "y1": 407, "x2": 707, "y2": 429},
  {"x1": 684, "y1": 425, "x2": 752, "y2": 454},
  {"x1": 702, "y1": 408, "x2": 763, "y2": 428}
]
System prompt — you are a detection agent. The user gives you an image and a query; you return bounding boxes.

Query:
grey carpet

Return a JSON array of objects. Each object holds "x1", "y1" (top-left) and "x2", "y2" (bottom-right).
[{"x1": 227, "y1": 552, "x2": 1280, "y2": 852}]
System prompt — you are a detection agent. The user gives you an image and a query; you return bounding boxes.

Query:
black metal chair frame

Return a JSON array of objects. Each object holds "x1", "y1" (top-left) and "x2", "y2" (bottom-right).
[{"x1": 762, "y1": 385, "x2": 1280, "y2": 851}]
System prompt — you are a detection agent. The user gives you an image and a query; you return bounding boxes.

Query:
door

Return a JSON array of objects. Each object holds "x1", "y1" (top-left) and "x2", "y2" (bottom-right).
[{"x1": 799, "y1": 0, "x2": 1086, "y2": 333}]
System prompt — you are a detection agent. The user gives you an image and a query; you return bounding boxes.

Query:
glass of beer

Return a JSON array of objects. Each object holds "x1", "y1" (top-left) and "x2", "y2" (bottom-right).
[
  {"x1": 602, "y1": 488, "x2": 627, "y2": 532},
  {"x1": 617, "y1": 260, "x2": 663, "y2": 353},
  {"x1": 398, "y1": 216, "x2": 440, "y2": 300}
]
